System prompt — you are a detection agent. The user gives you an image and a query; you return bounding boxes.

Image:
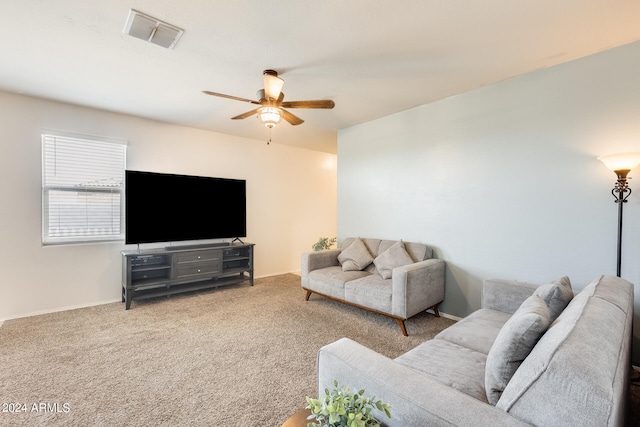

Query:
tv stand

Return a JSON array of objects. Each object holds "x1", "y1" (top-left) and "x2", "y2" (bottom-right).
[{"x1": 121, "y1": 242, "x2": 254, "y2": 309}]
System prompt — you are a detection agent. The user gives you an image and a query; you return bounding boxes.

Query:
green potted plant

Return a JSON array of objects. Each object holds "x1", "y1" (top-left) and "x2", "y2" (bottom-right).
[
  {"x1": 305, "y1": 380, "x2": 391, "y2": 427},
  {"x1": 312, "y1": 237, "x2": 337, "y2": 251}
]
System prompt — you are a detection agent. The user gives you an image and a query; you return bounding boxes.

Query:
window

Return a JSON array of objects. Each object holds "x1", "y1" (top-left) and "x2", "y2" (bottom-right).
[{"x1": 42, "y1": 132, "x2": 127, "y2": 245}]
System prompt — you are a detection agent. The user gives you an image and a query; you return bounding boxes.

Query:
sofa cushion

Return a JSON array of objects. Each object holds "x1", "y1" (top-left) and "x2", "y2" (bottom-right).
[
  {"x1": 395, "y1": 338, "x2": 489, "y2": 402},
  {"x1": 533, "y1": 276, "x2": 573, "y2": 322},
  {"x1": 337, "y1": 237, "x2": 374, "y2": 271},
  {"x1": 485, "y1": 294, "x2": 550, "y2": 405},
  {"x1": 373, "y1": 240, "x2": 414, "y2": 279},
  {"x1": 307, "y1": 266, "x2": 370, "y2": 299},
  {"x1": 344, "y1": 274, "x2": 393, "y2": 314},
  {"x1": 435, "y1": 309, "x2": 511, "y2": 355}
]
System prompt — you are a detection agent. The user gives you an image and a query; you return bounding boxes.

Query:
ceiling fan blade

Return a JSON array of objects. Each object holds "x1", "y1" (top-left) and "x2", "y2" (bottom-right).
[
  {"x1": 202, "y1": 91, "x2": 260, "y2": 105},
  {"x1": 280, "y1": 108, "x2": 304, "y2": 126},
  {"x1": 281, "y1": 99, "x2": 335, "y2": 109},
  {"x1": 231, "y1": 108, "x2": 261, "y2": 120},
  {"x1": 263, "y1": 70, "x2": 284, "y2": 101}
]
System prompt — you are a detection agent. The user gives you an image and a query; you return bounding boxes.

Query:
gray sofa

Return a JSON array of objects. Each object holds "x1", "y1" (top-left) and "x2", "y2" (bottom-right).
[
  {"x1": 316, "y1": 274, "x2": 634, "y2": 426},
  {"x1": 301, "y1": 237, "x2": 445, "y2": 335}
]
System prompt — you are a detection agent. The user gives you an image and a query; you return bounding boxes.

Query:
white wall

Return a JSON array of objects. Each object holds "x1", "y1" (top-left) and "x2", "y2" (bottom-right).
[
  {"x1": 0, "y1": 91, "x2": 337, "y2": 320},
  {"x1": 338, "y1": 41, "x2": 640, "y2": 361}
]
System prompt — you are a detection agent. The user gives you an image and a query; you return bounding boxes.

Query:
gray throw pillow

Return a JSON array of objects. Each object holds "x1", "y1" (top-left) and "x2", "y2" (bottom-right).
[
  {"x1": 533, "y1": 276, "x2": 573, "y2": 322},
  {"x1": 337, "y1": 238, "x2": 373, "y2": 271},
  {"x1": 373, "y1": 240, "x2": 414, "y2": 279},
  {"x1": 485, "y1": 294, "x2": 550, "y2": 405}
]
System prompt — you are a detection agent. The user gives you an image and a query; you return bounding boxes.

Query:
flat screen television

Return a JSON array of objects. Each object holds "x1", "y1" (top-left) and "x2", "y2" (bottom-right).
[{"x1": 125, "y1": 170, "x2": 246, "y2": 245}]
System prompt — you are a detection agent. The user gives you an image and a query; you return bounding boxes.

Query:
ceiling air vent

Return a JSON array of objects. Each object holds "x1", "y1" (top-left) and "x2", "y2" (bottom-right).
[{"x1": 123, "y1": 9, "x2": 183, "y2": 49}]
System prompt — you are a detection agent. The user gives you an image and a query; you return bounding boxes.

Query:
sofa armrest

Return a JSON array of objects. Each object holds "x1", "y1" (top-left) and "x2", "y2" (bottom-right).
[
  {"x1": 317, "y1": 338, "x2": 531, "y2": 427},
  {"x1": 392, "y1": 259, "x2": 445, "y2": 318},
  {"x1": 301, "y1": 249, "x2": 341, "y2": 286},
  {"x1": 482, "y1": 278, "x2": 538, "y2": 314}
]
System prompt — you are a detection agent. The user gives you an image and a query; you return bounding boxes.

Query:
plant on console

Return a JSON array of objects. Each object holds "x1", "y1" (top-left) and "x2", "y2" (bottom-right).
[{"x1": 312, "y1": 237, "x2": 337, "y2": 251}]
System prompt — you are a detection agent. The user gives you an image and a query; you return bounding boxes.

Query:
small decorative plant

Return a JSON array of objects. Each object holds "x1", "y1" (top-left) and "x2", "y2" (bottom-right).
[
  {"x1": 312, "y1": 237, "x2": 337, "y2": 251},
  {"x1": 305, "y1": 380, "x2": 391, "y2": 427}
]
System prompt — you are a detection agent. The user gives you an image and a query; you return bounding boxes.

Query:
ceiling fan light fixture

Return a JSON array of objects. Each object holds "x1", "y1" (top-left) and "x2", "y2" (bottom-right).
[{"x1": 259, "y1": 107, "x2": 281, "y2": 128}]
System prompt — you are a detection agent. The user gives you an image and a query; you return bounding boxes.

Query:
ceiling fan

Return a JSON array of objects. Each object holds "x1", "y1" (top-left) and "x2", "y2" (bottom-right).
[{"x1": 202, "y1": 70, "x2": 335, "y2": 128}]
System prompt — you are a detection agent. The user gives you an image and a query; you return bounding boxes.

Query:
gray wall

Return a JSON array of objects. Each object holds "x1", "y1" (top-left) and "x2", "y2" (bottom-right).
[{"x1": 338, "y1": 41, "x2": 640, "y2": 362}]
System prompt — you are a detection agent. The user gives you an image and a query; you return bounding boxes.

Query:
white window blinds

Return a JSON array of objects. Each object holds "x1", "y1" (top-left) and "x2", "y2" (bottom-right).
[{"x1": 42, "y1": 133, "x2": 127, "y2": 244}]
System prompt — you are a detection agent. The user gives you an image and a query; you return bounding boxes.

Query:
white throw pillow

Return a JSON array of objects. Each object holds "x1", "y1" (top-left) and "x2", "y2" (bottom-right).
[
  {"x1": 337, "y1": 238, "x2": 374, "y2": 271},
  {"x1": 485, "y1": 294, "x2": 550, "y2": 405},
  {"x1": 373, "y1": 240, "x2": 414, "y2": 279}
]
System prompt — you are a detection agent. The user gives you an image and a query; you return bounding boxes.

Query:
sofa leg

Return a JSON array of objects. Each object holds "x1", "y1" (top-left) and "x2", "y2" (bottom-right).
[
  {"x1": 432, "y1": 304, "x2": 440, "y2": 318},
  {"x1": 304, "y1": 290, "x2": 312, "y2": 301},
  {"x1": 396, "y1": 319, "x2": 408, "y2": 336}
]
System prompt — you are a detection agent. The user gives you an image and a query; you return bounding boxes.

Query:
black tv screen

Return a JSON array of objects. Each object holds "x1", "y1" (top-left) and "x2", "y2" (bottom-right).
[{"x1": 125, "y1": 170, "x2": 246, "y2": 245}]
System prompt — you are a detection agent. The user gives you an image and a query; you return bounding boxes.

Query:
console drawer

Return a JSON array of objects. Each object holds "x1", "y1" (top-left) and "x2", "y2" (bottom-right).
[
  {"x1": 175, "y1": 249, "x2": 221, "y2": 264},
  {"x1": 175, "y1": 262, "x2": 221, "y2": 279}
]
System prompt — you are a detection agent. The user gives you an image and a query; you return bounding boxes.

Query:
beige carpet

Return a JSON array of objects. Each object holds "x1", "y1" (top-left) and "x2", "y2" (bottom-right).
[{"x1": 0, "y1": 274, "x2": 454, "y2": 426}]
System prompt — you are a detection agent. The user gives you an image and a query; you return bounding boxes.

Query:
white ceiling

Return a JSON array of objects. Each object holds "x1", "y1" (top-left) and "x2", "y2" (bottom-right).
[{"x1": 1, "y1": 1, "x2": 639, "y2": 154}]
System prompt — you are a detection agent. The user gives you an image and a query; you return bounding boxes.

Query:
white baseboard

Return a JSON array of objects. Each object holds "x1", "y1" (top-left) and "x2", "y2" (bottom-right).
[
  {"x1": 255, "y1": 271, "x2": 300, "y2": 279},
  {"x1": 439, "y1": 312, "x2": 462, "y2": 321}
]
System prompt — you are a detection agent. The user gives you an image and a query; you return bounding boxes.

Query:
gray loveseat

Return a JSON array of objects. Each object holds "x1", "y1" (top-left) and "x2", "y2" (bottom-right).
[
  {"x1": 316, "y1": 274, "x2": 634, "y2": 426},
  {"x1": 301, "y1": 237, "x2": 445, "y2": 335}
]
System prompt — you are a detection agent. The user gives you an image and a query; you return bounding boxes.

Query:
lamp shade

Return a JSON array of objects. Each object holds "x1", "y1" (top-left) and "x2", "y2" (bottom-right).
[
  {"x1": 263, "y1": 71, "x2": 284, "y2": 101},
  {"x1": 597, "y1": 152, "x2": 640, "y2": 172},
  {"x1": 259, "y1": 107, "x2": 281, "y2": 128}
]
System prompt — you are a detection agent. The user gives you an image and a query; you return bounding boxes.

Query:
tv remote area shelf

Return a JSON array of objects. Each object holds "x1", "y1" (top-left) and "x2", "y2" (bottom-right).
[{"x1": 121, "y1": 242, "x2": 254, "y2": 309}]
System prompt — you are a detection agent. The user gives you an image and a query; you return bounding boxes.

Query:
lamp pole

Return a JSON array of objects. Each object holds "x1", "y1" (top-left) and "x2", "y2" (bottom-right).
[
  {"x1": 598, "y1": 152, "x2": 640, "y2": 278},
  {"x1": 612, "y1": 170, "x2": 631, "y2": 277}
]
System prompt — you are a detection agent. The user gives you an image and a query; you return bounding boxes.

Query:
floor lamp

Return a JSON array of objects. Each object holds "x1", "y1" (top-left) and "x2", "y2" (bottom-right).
[{"x1": 598, "y1": 152, "x2": 640, "y2": 277}]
